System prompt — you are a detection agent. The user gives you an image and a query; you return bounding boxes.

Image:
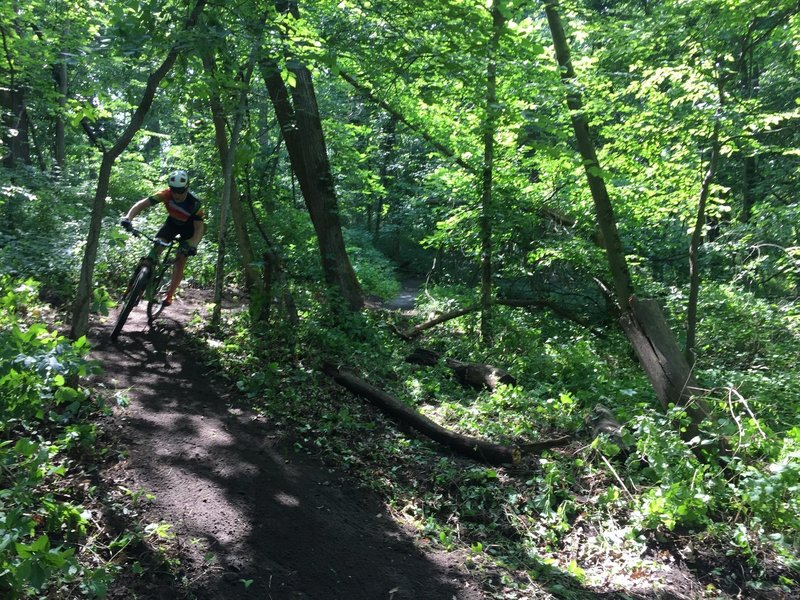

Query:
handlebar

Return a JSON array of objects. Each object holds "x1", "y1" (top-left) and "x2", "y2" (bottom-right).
[{"x1": 128, "y1": 227, "x2": 171, "y2": 248}]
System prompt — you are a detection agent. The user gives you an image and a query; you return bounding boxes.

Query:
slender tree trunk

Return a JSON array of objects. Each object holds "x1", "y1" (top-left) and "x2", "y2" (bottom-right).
[
  {"x1": 211, "y1": 57, "x2": 256, "y2": 329},
  {"x1": 262, "y1": 0, "x2": 362, "y2": 310},
  {"x1": 686, "y1": 80, "x2": 723, "y2": 363},
  {"x1": 0, "y1": 88, "x2": 30, "y2": 167},
  {"x1": 201, "y1": 51, "x2": 266, "y2": 312},
  {"x1": 543, "y1": 0, "x2": 632, "y2": 308},
  {"x1": 740, "y1": 155, "x2": 756, "y2": 223},
  {"x1": 71, "y1": 151, "x2": 114, "y2": 337},
  {"x1": 0, "y1": 25, "x2": 30, "y2": 167},
  {"x1": 70, "y1": 0, "x2": 207, "y2": 339},
  {"x1": 373, "y1": 114, "x2": 398, "y2": 244},
  {"x1": 739, "y1": 56, "x2": 759, "y2": 223},
  {"x1": 261, "y1": 58, "x2": 364, "y2": 310},
  {"x1": 53, "y1": 60, "x2": 67, "y2": 171},
  {"x1": 480, "y1": 2, "x2": 504, "y2": 345},
  {"x1": 24, "y1": 107, "x2": 45, "y2": 170},
  {"x1": 543, "y1": 0, "x2": 708, "y2": 435}
]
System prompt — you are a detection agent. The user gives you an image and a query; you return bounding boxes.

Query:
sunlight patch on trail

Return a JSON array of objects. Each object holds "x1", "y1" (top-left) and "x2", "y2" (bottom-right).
[{"x1": 274, "y1": 492, "x2": 300, "y2": 507}]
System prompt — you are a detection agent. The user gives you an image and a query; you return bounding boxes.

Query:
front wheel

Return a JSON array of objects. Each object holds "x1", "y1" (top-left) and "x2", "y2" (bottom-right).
[
  {"x1": 111, "y1": 267, "x2": 150, "y2": 341},
  {"x1": 147, "y1": 278, "x2": 169, "y2": 325}
]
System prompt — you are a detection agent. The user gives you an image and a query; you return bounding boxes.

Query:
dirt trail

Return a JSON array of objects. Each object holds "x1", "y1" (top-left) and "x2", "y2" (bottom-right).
[{"x1": 88, "y1": 291, "x2": 484, "y2": 600}]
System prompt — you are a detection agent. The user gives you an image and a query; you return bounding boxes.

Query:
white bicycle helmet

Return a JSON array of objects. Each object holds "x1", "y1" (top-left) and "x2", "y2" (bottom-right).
[{"x1": 168, "y1": 169, "x2": 189, "y2": 190}]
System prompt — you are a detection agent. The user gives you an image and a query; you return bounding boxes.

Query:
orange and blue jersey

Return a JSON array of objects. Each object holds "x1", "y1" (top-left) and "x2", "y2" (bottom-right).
[{"x1": 148, "y1": 188, "x2": 204, "y2": 225}]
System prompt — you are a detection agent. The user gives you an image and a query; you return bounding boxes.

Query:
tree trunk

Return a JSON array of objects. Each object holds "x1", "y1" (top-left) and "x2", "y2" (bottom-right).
[
  {"x1": 740, "y1": 155, "x2": 756, "y2": 224},
  {"x1": 739, "y1": 57, "x2": 759, "y2": 223},
  {"x1": 620, "y1": 298, "x2": 709, "y2": 439},
  {"x1": 53, "y1": 60, "x2": 67, "y2": 171},
  {"x1": 480, "y1": 2, "x2": 504, "y2": 345},
  {"x1": 686, "y1": 100, "x2": 722, "y2": 363},
  {"x1": 373, "y1": 114, "x2": 398, "y2": 244},
  {"x1": 405, "y1": 348, "x2": 517, "y2": 391},
  {"x1": 70, "y1": 0, "x2": 207, "y2": 339},
  {"x1": 543, "y1": 0, "x2": 632, "y2": 308},
  {"x1": 72, "y1": 151, "x2": 114, "y2": 336},
  {"x1": 202, "y1": 50, "x2": 267, "y2": 320},
  {"x1": 261, "y1": 58, "x2": 363, "y2": 310},
  {"x1": 211, "y1": 52, "x2": 257, "y2": 329},
  {"x1": 543, "y1": 0, "x2": 707, "y2": 438},
  {"x1": 0, "y1": 87, "x2": 30, "y2": 167}
]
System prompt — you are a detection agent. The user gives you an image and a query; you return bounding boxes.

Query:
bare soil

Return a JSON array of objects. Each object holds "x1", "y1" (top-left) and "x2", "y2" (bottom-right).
[{"x1": 88, "y1": 289, "x2": 484, "y2": 600}]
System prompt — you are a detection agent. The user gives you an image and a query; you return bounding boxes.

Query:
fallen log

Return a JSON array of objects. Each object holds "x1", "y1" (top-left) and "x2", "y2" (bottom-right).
[
  {"x1": 321, "y1": 363, "x2": 570, "y2": 465},
  {"x1": 445, "y1": 358, "x2": 517, "y2": 391},
  {"x1": 404, "y1": 347, "x2": 441, "y2": 366},
  {"x1": 405, "y1": 348, "x2": 517, "y2": 391}
]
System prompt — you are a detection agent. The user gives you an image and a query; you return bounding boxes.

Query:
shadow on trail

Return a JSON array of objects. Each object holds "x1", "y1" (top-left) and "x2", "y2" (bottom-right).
[
  {"x1": 91, "y1": 300, "x2": 688, "y2": 600},
  {"x1": 92, "y1": 314, "x2": 481, "y2": 600}
]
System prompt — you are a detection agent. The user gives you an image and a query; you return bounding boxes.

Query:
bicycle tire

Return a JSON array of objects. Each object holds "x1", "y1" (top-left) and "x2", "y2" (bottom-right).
[{"x1": 111, "y1": 267, "x2": 150, "y2": 341}]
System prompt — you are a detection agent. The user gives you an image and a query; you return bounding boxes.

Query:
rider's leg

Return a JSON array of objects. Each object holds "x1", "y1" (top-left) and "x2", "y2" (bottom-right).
[
  {"x1": 163, "y1": 252, "x2": 187, "y2": 305},
  {"x1": 146, "y1": 240, "x2": 168, "y2": 262}
]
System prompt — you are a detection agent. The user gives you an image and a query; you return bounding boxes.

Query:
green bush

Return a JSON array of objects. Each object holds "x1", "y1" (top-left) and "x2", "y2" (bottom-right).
[{"x1": 0, "y1": 277, "x2": 112, "y2": 597}]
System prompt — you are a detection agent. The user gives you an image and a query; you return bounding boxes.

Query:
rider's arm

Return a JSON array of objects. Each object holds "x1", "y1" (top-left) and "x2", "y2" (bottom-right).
[{"x1": 124, "y1": 197, "x2": 153, "y2": 221}]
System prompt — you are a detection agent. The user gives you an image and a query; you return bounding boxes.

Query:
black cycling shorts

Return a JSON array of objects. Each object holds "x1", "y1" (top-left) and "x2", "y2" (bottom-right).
[{"x1": 156, "y1": 218, "x2": 196, "y2": 243}]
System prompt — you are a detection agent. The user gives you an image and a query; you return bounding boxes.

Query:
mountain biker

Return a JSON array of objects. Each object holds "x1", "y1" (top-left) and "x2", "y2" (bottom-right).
[{"x1": 119, "y1": 170, "x2": 205, "y2": 307}]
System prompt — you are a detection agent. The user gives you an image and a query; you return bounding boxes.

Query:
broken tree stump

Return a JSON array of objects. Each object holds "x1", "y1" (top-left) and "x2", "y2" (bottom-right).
[
  {"x1": 404, "y1": 347, "x2": 441, "y2": 366},
  {"x1": 620, "y1": 297, "x2": 710, "y2": 441},
  {"x1": 321, "y1": 363, "x2": 570, "y2": 465}
]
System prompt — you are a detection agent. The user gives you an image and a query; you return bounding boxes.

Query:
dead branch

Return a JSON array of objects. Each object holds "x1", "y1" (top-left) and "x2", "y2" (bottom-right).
[
  {"x1": 322, "y1": 363, "x2": 570, "y2": 465},
  {"x1": 402, "y1": 299, "x2": 596, "y2": 339}
]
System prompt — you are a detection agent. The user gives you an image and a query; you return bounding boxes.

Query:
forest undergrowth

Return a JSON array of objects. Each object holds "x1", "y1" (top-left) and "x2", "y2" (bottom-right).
[
  {"x1": 2, "y1": 262, "x2": 800, "y2": 598},
  {"x1": 181, "y1": 276, "x2": 800, "y2": 599},
  {"x1": 2, "y1": 184, "x2": 800, "y2": 597}
]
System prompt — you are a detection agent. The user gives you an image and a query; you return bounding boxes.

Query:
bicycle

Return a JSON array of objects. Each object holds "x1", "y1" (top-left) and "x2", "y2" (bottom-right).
[{"x1": 110, "y1": 228, "x2": 177, "y2": 341}]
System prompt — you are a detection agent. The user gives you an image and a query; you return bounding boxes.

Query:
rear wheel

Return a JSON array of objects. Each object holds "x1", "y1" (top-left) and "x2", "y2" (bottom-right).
[{"x1": 111, "y1": 267, "x2": 150, "y2": 341}]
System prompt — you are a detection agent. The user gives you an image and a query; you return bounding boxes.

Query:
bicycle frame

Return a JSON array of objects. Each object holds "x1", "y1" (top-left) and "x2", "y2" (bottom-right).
[{"x1": 110, "y1": 228, "x2": 177, "y2": 340}]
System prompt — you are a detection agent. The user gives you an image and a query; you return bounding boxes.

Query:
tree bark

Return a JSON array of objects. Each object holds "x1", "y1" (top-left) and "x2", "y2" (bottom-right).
[
  {"x1": 405, "y1": 348, "x2": 516, "y2": 391},
  {"x1": 620, "y1": 298, "x2": 709, "y2": 439},
  {"x1": 211, "y1": 48, "x2": 259, "y2": 329},
  {"x1": 322, "y1": 364, "x2": 570, "y2": 464},
  {"x1": 202, "y1": 50, "x2": 267, "y2": 321},
  {"x1": 373, "y1": 114, "x2": 398, "y2": 243},
  {"x1": 0, "y1": 88, "x2": 30, "y2": 167},
  {"x1": 258, "y1": 0, "x2": 363, "y2": 311},
  {"x1": 480, "y1": 2, "x2": 504, "y2": 345},
  {"x1": 543, "y1": 0, "x2": 708, "y2": 438},
  {"x1": 543, "y1": 0, "x2": 633, "y2": 309},
  {"x1": 261, "y1": 58, "x2": 363, "y2": 310},
  {"x1": 53, "y1": 59, "x2": 67, "y2": 171},
  {"x1": 0, "y1": 24, "x2": 30, "y2": 167},
  {"x1": 686, "y1": 97, "x2": 722, "y2": 363},
  {"x1": 70, "y1": 0, "x2": 208, "y2": 339}
]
